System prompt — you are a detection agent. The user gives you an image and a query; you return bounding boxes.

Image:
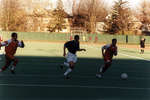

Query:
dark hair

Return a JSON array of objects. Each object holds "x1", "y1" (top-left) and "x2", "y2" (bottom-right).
[
  {"x1": 11, "y1": 32, "x2": 17, "y2": 37},
  {"x1": 74, "y1": 35, "x2": 79, "y2": 39},
  {"x1": 112, "y1": 38, "x2": 117, "y2": 42}
]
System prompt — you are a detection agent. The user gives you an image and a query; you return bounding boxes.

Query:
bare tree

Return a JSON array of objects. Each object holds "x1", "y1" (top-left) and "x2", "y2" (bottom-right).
[
  {"x1": 72, "y1": 0, "x2": 108, "y2": 33},
  {"x1": 0, "y1": 0, "x2": 27, "y2": 31}
]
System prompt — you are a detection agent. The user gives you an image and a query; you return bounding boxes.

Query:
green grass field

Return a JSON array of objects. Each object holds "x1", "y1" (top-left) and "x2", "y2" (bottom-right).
[{"x1": 0, "y1": 41, "x2": 150, "y2": 100}]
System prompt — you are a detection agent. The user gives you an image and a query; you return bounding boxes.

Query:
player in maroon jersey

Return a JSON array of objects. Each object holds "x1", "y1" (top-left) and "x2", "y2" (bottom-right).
[
  {"x1": 96, "y1": 38, "x2": 117, "y2": 78},
  {"x1": 0, "y1": 33, "x2": 25, "y2": 74}
]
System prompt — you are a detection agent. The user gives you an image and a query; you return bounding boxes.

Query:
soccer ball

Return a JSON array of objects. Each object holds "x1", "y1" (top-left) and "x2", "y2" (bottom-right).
[{"x1": 121, "y1": 73, "x2": 128, "y2": 80}]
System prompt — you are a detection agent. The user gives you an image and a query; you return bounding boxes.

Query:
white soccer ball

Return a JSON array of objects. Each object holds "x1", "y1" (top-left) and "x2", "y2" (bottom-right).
[{"x1": 121, "y1": 73, "x2": 128, "y2": 80}]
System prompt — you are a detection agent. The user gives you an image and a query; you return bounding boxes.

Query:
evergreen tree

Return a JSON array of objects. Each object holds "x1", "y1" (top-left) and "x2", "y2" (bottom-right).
[
  {"x1": 47, "y1": 0, "x2": 66, "y2": 32},
  {"x1": 104, "y1": 0, "x2": 132, "y2": 34}
]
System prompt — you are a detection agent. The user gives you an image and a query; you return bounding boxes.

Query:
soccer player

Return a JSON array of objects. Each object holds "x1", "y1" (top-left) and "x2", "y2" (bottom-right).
[
  {"x1": 96, "y1": 38, "x2": 117, "y2": 78},
  {"x1": 0, "y1": 32, "x2": 25, "y2": 74},
  {"x1": 0, "y1": 34, "x2": 3, "y2": 50},
  {"x1": 60, "y1": 35, "x2": 86, "y2": 79},
  {"x1": 140, "y1": 38, "x2": 146, "y2": 54}
]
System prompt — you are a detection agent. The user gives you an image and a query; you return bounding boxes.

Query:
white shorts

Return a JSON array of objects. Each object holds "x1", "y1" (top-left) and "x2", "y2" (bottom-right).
[
  {"x1": 0, "y1": 47, "x2": 4, "y2": 55},
  {"x1": 66, "y1": 52, "x2": 77, "y2": 63}
]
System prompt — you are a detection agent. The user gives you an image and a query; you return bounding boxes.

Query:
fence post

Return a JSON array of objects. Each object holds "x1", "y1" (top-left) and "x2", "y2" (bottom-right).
[{"x1": 126, "y1": 35, "x2": 128, "y2": 44}]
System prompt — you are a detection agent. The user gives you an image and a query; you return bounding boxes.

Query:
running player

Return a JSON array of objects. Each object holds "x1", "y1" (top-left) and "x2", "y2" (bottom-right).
[
  {"x1": 96, "y1": 38, "x2": 117, "y2": 78},
  {"x1": 60, "y1": 35, "x2": 86, "y2": 79},
  {"x1": 0, "y1": 32, "x2": 25, "y2": 74}
]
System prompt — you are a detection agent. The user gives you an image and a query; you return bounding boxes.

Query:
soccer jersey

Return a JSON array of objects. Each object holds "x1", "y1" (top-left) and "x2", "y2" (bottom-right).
[
  {"x1": 0, "y1": 39, "x2": 23, "y2": 56},
  {"x1": 64, "y1": 40, "x2": 80, "y2": 54},
  {"x1": 102, "y1": 44, "x2": 117, "y2": 61},
  {"x1": 140, "y1": 39, "x2": 145, "y2": 48}
]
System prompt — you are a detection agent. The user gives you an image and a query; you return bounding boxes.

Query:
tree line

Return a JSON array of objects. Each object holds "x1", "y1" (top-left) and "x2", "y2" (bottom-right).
[{"x1": 0, "y1": 0, "x2": 150, "y2": 35}]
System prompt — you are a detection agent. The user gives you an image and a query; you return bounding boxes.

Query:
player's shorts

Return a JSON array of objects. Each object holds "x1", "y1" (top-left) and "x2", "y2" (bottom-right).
[
  {"x1": 66, "y1": 52, "x2": 77, "y2": 63},
  {"x1": 140, "y1": 45, "x2": 145, "y2": 48},
  {"x1": 104, "y1": 56, "x2": 112, "y2": 63}
]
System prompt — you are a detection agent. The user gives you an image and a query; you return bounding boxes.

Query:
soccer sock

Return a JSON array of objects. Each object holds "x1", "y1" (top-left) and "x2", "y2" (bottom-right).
[
  {"x1": 101, "y1": 63, "x2": 110, "y2": 73},
  {"x1": 11, "y1": 65, "x2": 15, "y2": 70},
  {"x1": 64, "y1": 62, "x2": 69, "y2": 67},
  {"x1": 13, "y1": 59, "x2": 18, "y2": 66},
  {"x1": 99, "y1": 65, "x2": 104, "y2": 73},
  {"x1": 64, "y1": 68, "x2": 72, "y2": 76}
]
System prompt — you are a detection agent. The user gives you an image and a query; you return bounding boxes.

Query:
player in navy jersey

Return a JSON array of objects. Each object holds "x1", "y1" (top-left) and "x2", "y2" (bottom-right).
[{"x1": 60, "y1": 35, "x2": 86, "y2": 79}]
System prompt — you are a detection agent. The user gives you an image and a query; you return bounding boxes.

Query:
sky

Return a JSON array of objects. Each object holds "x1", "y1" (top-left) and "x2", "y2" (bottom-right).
[{"x1": 107, "y1": 0, "x2": 142, "y2": 8}]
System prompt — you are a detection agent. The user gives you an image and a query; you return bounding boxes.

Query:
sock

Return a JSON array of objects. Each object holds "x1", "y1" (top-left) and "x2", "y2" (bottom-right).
[
  {"x1": 11, "y1": 65, "x2": 15, "y2": 70},
  {"x1": 64, "y1": 68, "x2": 72, "y2": 76},
  {"x1": 99, "y1": 67, "x2": 103, "y2": 73},
  {"x1": 64, "y1": 62, "x2": 69, "y2": 67}
]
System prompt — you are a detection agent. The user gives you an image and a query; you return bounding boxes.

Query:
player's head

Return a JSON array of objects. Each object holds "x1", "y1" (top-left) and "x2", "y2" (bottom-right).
[
  {"x1": 112, "y1": 38, "x2": 117, "y2": 46},
  {"x1": 11, "y1": 32, "x2": 17, "y2": 40},
  {"x1": 74, "y1": 35, "x2": 80, "y2": 42}
]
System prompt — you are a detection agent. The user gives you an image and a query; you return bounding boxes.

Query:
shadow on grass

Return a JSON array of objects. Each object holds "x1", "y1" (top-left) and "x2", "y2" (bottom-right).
[{"x1": 0, "y1": 55, "x2": 150, "y2": 100}]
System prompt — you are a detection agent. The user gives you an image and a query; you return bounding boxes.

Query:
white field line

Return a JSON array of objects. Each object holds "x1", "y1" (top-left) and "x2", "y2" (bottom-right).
[
  {"x1": 83, "y1": 44, "x2": 150, "y2": 61},
  {"x1": 0, "y1": 83, "x2": 149, "y2": 90},
  {"x1": 119, "y1": 53, "x2": 150, "y2": 61}
]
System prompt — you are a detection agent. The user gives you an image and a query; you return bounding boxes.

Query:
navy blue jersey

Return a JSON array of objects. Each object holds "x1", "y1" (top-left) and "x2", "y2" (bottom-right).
[
  {"x1": 64, "y1": 40, "x2": 80, "y2": 54},
  {"x1": 140, "y1": 39, "x2": 145, "y2": 48}
]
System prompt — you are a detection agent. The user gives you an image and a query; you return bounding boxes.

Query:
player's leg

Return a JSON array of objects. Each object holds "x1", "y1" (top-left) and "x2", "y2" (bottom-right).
[
  {"x1": 60, "y1": 61, "x2": 69, "y2": 69},
  {"x1": 0, "y1": 56, "x2": 12, "y2": 72},
  {"x1": 141, "y1": 48, "x2": 144, "y2": 54},
  {"x1": 101, "y1": 62, "x2": 111, "y2": 73},
  {"x1": 63, "y1": 53, "x2": 77, "y2": 79},
  {"x1": 60, "y1": 53, "x2": 70, "y2": 69},
  {"x1": 96, "y1": 60, "x2": 111, "y2": 78},
  {"x1": 10, "y1": 58, "x2": 18, "y2": 74},
  {"x1": 64, "y1": 61, "x2": 75, "y2": 79}
]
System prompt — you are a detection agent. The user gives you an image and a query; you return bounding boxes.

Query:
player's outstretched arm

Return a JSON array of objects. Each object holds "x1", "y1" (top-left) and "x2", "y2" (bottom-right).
[
  {"x1": 101, "y1": 46, "x2": 104, "y2": 57},
  {"x1": 114, "y1": 47, "x2": 118, "y2": 56},
  {"x1": 18, "y1": 40, "x2": 25, "y2": 48},
  {"x1": 63, "y1": 45, "x2": 66, "y2": 57},
  {"x1": 21, "y1": 40, "x2": 25, "y2": 48},
  {"x1": 78, "y1": 48, "x2": 86, "y2": 51}
]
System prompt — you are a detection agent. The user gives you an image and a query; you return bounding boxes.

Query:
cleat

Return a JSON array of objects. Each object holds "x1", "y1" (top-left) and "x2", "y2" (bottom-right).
[
  {"x1": 10, "y1": 70, "x2": 15, "y2": 74},
  {"x1": 96, "y1": 74, "x2": 102, "y2": 79},
  {"x1": 64, "y1": 75, "x2": 71, "y2": 79},
  {"x1": 60, "y1": 64, "x2": 64, "y2": 70}
]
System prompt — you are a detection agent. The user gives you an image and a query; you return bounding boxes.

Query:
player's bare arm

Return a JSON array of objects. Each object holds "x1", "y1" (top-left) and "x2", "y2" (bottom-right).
[
  {"x1": 63, "y1": 45, "x2": 66, "y2": 57},
  {"x1": 102, "y1": 46, "x2": 105, "y2": 57},
  {"x1": 114, "y1": 47, "x2": 118, "y2": 56},
  {"x1": 21, "y1": 40, "x2": 25, "y2": 48},
  {"x1": 77, "y1": 48, "x2": 86, "y2": 51}
]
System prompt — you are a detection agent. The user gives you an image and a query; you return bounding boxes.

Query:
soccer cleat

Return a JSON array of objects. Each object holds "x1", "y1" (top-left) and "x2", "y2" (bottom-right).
[
  {"x1": 96, "y1": 74, "x2": 103, "y2": 79},
  {"x1": 60, "y1": 64, "x2": 64, "y2": 70},
  {"x1": 10, "y1": 70, "x2": 15, "y2": 74},
  {"x1": 64, "y1": 75, "x2": 71, "y2": 79}
]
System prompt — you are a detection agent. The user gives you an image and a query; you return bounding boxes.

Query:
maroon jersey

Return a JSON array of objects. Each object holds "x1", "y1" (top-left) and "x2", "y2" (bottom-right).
[{"x1": 102, "y1": 44, "x2": 117, "y2": 61}]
